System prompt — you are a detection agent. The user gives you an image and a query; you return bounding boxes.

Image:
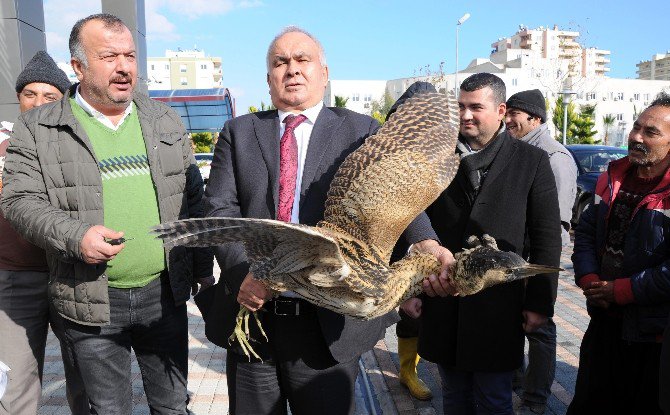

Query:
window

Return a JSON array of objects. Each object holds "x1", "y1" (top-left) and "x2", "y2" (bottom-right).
[
  {"x1": 633, "y1": 93, "x2": 640, "y2": 101},
  {"x1": 165, "y1": 64, "x2": 169, "y2": 70},
  {"x1": 180, "y1": 64, "x2": 187, "y2": 73},
  {"x1": 616, "y1": 113, "x2": 624, "y2": 121},
  {"x1": 364, "y1": 94, "x2": 372, "y2": 102},
  {"x1": 586, "y1": 92, "x2": 596, "y2": 100},
  {"x1": 351, "y1": 93, "x2": 360, "y2": 102},
  {"x1": 180, "y1": 77, "x2": 188, "y2": 86},
  {"x1": 150, "y1": 64, "x2": 155, "y2": 70},
  {"x1": 512, "y1": 78, "x2": 518, "y2": 86},
  {"x1": 615, "y1": 92, "x2": 624, "y2": 100},
  {"x1": 200, "y1": 64, "x2": 207, "y2": 70},
  {"x1": 644, "y1": 93, "x2": 650, "y2": 101}
]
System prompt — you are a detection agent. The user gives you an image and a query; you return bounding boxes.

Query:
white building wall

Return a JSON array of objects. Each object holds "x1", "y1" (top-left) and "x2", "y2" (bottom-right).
[{"x1": 324, "y1": 80, "x2": 388, "y2": 114}]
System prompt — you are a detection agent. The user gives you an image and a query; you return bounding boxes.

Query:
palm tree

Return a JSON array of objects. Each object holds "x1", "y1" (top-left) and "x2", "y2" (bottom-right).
[
  {"x1": 334, "y1": 95, "x2": 349, "y2": 108},
  {"x1": 602, "y1": 114, "x2": 616, "y2": 145}
]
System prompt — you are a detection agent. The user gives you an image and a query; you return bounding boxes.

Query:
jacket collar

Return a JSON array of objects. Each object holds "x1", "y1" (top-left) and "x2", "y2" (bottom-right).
[{"x1": 39, "y1": 83, "x2": 168, "y2": 128}]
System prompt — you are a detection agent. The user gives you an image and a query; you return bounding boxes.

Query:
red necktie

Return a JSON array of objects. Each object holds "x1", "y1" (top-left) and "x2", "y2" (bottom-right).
[{"x1": 277, "y1": 114, "x2": 307, "y2": 222}]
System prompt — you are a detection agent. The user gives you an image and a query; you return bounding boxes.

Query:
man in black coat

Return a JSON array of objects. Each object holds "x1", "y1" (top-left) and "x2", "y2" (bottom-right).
[
  {"x1": 402, "y1": 73, "x2": 561, "y2": 414},
  {"x1": 203, "y1": 26, "x2": 452, "y2": 415}
]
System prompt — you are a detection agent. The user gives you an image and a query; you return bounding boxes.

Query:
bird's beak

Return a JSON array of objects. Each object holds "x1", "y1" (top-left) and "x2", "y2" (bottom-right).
[{"x1": 507, "y1": 264, "x2": 563, "y2": 281}]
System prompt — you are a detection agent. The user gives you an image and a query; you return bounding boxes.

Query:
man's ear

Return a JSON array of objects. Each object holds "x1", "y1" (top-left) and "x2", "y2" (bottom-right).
[
  {"x1": 498, "y1": 103, "x2": 507, "y2": 121},
  {"x1": 322, "y1": 65, "x2": 329, "y2": 87},
  {"x1": 71, "y1": 59, "x2": 84, "y2": 82}
]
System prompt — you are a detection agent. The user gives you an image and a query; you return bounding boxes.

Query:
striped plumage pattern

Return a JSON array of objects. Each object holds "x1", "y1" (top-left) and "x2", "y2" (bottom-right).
[{"x1": 153, "y1": 91, "x2": 460, "y2": 319}]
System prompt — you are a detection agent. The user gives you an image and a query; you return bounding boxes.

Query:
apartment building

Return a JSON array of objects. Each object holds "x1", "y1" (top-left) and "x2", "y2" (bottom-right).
[
  {"x1": 637, "y1": 53, "x2": 670, "y2": 81},
  {"x1": 147, "y1": 48, "x2": 222, "y2": 90}
]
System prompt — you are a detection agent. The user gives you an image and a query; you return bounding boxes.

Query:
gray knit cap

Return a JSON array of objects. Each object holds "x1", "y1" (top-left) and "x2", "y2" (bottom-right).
[{"x1": 15, "y1": 51, "x2": 71, "y2": 94}]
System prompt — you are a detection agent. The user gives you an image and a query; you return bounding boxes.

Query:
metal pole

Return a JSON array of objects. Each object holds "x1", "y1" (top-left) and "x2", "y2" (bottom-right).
[
  {"x1": 455, "y1": 24, "x2": 459, "y2": 97},
  {"x1": 454, "y1": 13, "x2": 470, "y2": 97},
  {"x1": 562, "y1": 96, "x2": 569, "y2": 146}
]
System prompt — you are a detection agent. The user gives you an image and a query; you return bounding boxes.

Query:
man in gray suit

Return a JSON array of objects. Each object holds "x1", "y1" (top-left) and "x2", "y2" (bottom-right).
[{"x1": 204, "y1": 26, "x2": 452, "y2": 415}]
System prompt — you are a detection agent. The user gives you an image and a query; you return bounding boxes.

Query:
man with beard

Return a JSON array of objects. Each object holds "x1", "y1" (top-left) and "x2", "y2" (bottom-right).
[
  {"x1": 1, "y1": 14, "x2": 212, "y2": 414},
  {"x1": 568, "y1": 92, "x2": 670, "y2": 415}
]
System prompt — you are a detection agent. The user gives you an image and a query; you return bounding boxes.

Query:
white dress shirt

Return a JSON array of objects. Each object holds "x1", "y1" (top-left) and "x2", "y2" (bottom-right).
[{"x1": 74, "y1": 86, "x2": 133, "y2": 130}]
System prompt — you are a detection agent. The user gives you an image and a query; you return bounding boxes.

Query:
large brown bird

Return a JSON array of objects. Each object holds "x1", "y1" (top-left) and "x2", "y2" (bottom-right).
[{"x1": 152, "y1": 91, "x2": 559, "y2": 359}]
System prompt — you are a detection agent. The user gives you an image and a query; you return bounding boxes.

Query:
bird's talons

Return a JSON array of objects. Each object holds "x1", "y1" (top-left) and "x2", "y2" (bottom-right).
[{"x1": 228, "y1": 307, "x2": 268, "y2": 361}]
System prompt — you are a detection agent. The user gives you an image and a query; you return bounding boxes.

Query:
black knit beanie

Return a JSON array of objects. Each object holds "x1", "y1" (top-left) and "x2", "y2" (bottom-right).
[
  {"x1": 506, "y1": 89, "x2": 546, "y2": 123},
  {"x1": 15, "y1": 51, "x2": 71, "y2": 94},
  {"x1": 386, "y1": 81, "x2": 437, "y2": 122}
]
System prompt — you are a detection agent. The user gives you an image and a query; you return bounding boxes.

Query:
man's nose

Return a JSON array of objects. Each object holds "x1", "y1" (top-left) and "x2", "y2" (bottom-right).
[
  {"x1": 34, "y1": 95, "x2": 48, "y2": 108},
  {"x1": 286, "y1": 60, "x2": 300, "y2": 76},
  {"x1": 628, "y1": 129, "x2": 642, "y2": 142},
  {"x1": 116, "y1": 55, "x2": 131, "y2": 73}
]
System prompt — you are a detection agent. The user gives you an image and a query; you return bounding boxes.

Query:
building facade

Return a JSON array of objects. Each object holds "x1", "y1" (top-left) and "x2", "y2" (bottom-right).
[
  {"x1": 324, "y1": 80, "x2": 388, "y2": 114},
  {"x1": 637, "y1": 53, "x2": 670, "y2": 81},
  {"x1": 147, "y1": 49, "x2": 222, "y2": 90}
]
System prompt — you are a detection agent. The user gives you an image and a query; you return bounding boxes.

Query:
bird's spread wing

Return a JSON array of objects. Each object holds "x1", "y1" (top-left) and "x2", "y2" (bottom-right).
[
  {"x1": 322, "y1": 92, "x2": 460, "y2": 261},
  {"x1": 151, "y1": 217, "x2": 378, "y2": 296}
]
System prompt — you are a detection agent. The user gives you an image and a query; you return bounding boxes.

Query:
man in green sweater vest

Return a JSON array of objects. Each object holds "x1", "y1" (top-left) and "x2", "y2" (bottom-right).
[{"x1": 1, "y1": 14, "x2": 213, "y2": 414}]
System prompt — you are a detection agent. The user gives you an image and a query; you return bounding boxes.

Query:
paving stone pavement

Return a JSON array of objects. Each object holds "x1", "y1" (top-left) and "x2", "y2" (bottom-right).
[{"x1": 38, "y1": 241, "x2": 582, "y2": 414}]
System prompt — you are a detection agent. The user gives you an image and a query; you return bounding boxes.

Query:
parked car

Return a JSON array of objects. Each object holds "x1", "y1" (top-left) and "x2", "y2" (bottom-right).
[
  {"x1": 195, "y1": 152, "x2": 214, "y2": 184},
  {"x1": 566, "y1": 144, "x2": 628, "y2": 226}
]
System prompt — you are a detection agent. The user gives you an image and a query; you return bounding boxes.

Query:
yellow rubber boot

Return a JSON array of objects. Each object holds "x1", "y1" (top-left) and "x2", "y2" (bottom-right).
[{"x1": 398, "y1": 337, "x2": 433, "y2": 400}]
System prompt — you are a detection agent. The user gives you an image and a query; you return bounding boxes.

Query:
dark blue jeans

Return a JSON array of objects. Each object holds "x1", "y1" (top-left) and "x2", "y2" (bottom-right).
[
  {"x1": 440, "y1": 367, "x2": 514, "y2": 415},
  {"x1": 63, "y1": 275, "x2": 188, "y2": 415},
  {"x1": 522, "y1": 318, "x2": 556, "y2": 407}
]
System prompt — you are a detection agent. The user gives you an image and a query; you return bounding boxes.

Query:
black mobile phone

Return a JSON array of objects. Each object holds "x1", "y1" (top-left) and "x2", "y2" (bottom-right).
[{"x1": 107, "y1": 237, "x2": 133, "y2": 245}]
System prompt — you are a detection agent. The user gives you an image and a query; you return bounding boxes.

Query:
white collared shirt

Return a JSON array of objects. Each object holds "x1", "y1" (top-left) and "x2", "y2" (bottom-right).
[
  {"x1": 277, "y1": 101, "x2": 324, "y2": 224},
  {"x1": 74, "y1": 86, "x2": 133, "y2": 131}
]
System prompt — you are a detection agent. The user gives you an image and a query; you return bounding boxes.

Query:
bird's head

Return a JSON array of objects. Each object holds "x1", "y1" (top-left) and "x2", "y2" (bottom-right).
[{"x1": 453, "y1": 235, "x2": 562, "y2": 292}]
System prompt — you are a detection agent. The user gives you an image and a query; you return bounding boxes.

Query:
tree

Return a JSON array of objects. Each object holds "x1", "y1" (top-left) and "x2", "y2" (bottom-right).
[
  {"x1": 248, "y1": 101, "x2": 276, "y2": 113},
  {"x1": 370, "y1": 89, "x2": 395, "y2": 125},
  {"x1": 191, "y1": 132, "x2": 213, "y2": 153},
  {"x1": 334, "y1": 95, "x2": 349, "y2": 108},
  {"x1": 552, "y1": 95, "x2": 578, "y2": 142},
  {"x1": 602, "y1": 114, "x2": 616, "y2": 145},
  {"x1": 570, "y1": 104, "x2": 598, "y2": 144}
]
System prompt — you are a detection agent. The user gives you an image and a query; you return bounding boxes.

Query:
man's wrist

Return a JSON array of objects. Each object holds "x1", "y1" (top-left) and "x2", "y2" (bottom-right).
[{"x1": 409, "y1": 239, "x2": 440, "y2": 254}]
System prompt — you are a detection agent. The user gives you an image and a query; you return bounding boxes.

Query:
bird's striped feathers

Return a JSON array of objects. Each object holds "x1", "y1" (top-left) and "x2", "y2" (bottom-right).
[{"x1": 322, "y1": 91, "x2": 460, "y2": 261}]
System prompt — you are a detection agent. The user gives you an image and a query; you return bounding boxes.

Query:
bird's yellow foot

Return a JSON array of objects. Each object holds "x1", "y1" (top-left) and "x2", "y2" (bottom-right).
[{"x1": 228, "y1": 307, "x2": 268, "y2": 361}]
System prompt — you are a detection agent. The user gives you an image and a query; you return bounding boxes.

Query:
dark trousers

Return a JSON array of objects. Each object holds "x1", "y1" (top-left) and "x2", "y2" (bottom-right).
[
  {"x1": 63, "y1": 276, "x2": 188, "y2": 415},
  {"x1": 227, "y1": 298, "x2": 360, "y2": 415},
  {"x1": 520, "y1": 318, "x2": 556, "y2": 407},
  {"x1": 0, "y1": 269, "x2": 88, "y2": 415},
  {"x1": 439, "y1": 366, "x2": 514, "y2": 415},
  {"x1": 567, "y1": 314, "x2": 662, "y2": 415},
  {"x1": 660, "y1": 323, "x2": 670, "y2": 414},
  {"x1": 396, "y1": 308, "x2": 420, "y2": 338}
]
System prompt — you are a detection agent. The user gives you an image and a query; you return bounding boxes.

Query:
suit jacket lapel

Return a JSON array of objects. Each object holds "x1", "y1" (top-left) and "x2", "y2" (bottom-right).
[
  {"x1": 299, "y1": 106, "x2": 344, "y2": 211},
  {"x1": 252, "y1": 111, "x2": 281, "y2": 210}
]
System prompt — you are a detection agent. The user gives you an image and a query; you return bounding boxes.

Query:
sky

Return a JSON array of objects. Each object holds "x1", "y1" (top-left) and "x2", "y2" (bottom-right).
[{"x1": 43, "y1": 0, "x2": 670, "y2": 115}]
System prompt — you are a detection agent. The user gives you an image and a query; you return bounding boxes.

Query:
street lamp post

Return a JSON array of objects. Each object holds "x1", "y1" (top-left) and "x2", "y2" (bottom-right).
[
  {"x1": 455, "y1": 13, "x2": 470, "y2": 97},
  {"x1": 560, "y1": 89, "x2": 576, "y2": 145}
]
